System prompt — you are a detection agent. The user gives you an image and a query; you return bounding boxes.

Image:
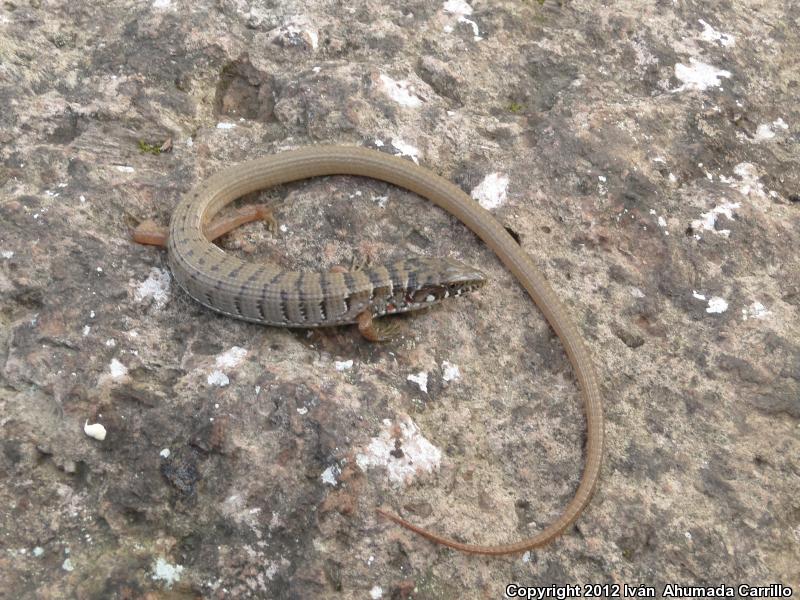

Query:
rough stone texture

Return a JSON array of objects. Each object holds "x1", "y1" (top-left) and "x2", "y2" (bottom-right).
[{"x1": 1, "y1": 0, "x2": 798, "y2": 598}]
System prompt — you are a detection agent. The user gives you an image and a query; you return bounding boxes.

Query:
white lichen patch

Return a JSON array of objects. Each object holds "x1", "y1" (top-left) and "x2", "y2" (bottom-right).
[
  {"x1": 263, "y1": 557, "x2": 291, "y2": 580},
  {"x1": 672, "y1": 59, "x2": 731, "y2": 92},
  {"x1": 83, "y1": 421, "x2": 107, "y2": 441},
  {"x1": 216, "y1": 122, "x2": 236, "y2": 129},
  {"x1": 334, "y1": 359, "x2": 353, "y2": 371},
  {"x1": 441, "y1": 360, "x2": 460, "y2": 382},
  {"x1": 719, "y1": 163, "x2": 767, "y2": 199},
  {"x1": 207, "y1": 370, "x2": 230, "y2": 387},
  {"x1": 390, "y1": 139, "x2": 420, "y2": 164},
  {"x1": 691, "y1": 201, "x2": 740, "y2": 237},
  {"x1": 216, "y1": 346, "x2": 247, "y2": 369},
  {"x1": 698, "y1": 19, "x2": 735, "y2": 47},
  {"x1": 321, "y1": 464, "x2": 340, "y2": 486},
  {"x1": 370, "y1": 586, "x2": 384, "y2": 599},
  {"x1": 133, "y1": 268, "x2": 171, "y2": 309},
  {"x1": 356, "y1": 415, "x2": 442, "y2": 486},
  {"x1": 206, "y1": 347, "x2": 246, "y2": 387},
  {"x1": 443, "y1": 0, "x2": 472, "y2": 14},
  {"x1": 152, "y1": 0, "x2": 171, "y2": 8},
  {"x1": 754, "y1": 123, "x2": 775, "y2": 142},
  {"x1": 378, "y1": 74, "x2": 422, "y2": 108},
  {"x1": 471, "y1": 173, "x2": 509, "y2": 210},
  {"x1": 151, "y1": 557, "x2": 184, "y2": 588},
  {"x1": 1, "y1": 250, "x2": 13, "y2": 259},
  {"x1": 733, "y1": 163, "x2": 764, "y2": 196},
  {"x1": 597, "y1": 175, "x2": 608, "y2": 196},
  {"x1": 407, "y1": 371, "x2": 428, "y2": 393},
  {"x1": 692, "y1": 291, "x2": 728, "y2": 314},
  {"x1": 649, "y1": 209, "x2": 669, "y2": 235},
  {"x1": 706, "y1": 296, "x2": 729, "y2": 314},
  {"x1": 109, "y1": 358, "x2": 128, "y2": 379},
  {"x1": 752, "y1": 119, "x2": 788, "y2": 143},
  {"x1": 742, "y1": 301, "x2": 771, "y2": 321},
  {"x1": 442, "y1": 0, "x2": 482, "y2": 41}
]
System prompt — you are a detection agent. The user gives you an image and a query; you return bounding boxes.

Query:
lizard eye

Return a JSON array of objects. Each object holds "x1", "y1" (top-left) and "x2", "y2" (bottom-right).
[{"x1": 447, "y1": 283, "x2": 463, "y2": 295}]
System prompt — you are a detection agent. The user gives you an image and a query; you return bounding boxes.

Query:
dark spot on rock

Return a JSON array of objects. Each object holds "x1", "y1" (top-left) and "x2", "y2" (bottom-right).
[
  {"x1": 189, "y1": 339, "x2": 223, "y2": 355},
  {"x1": 504, "y1": 225, "x2": 522, "y2": 244},
  {"x1": 617, "y1": 440, "x2": 653, "y2": 479},
  {"x1": 401, "y1": 501, "x2": 433, "y2": 518},
  {"x1": 110, "y1": 384, "x2": 161, "y2": 408},
  {"x1": 697, "y1": 465, "x2": 735, "y2": 499},
  {"x1": 48, "y1": 107, "x2": 83, "y2": 144},
  {"x1": 214, "y1": 58, "x2": 275, "y2": 122},
  {"x1": 12, "y1": 286, "x2": 44, "y2": 309},
  {"x1": 620, "y1": 172, "x2": 659, "y2": 210},
  {"x1": 365, "y1": 33, "x2": 404, "y2": 57},
  {"x1": 751, "y1": 387, "x2": 800, "y2": 419},
  {"x1": 576, "y1": 177, "x2": 593, "y2": 195},
  {"x1": 520, "y1": 50, "x2": 579, "y2": 112},
  {"x1": 451, "y1": 158, "x2": 495, "y2": 192},
  {"x1": 716, "y1": 354, "x2": 769, "y2": 385},
  {"x1": 390, "y1": 579, "x2": 416, "y2": 600},
  {"x1": 416, "y1": 55, "x2": 464, "y2": 104},
  {"x1": 324, "y1": 560, "x2": 343, "y2": 592},
  {"x1": 160, "y1": 449, "x2": 201, "y2": 497},
  {"x1": 389, "y1": 439, "x2": 404, "y2": 459},
  {"x1": 3, "y1": 440, "x2": 22, "y2": 465},
  {"x1": 611, "y1": 323, "x2": 645, "y2": 349}
]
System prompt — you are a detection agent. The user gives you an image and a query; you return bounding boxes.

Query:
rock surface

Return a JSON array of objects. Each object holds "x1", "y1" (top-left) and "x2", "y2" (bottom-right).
[{"x1": 1, "y1": 0, "x2": 798, "y2": 598}]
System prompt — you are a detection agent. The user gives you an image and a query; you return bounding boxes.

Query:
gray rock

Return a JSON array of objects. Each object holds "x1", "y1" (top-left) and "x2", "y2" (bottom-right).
[{"x1": 1, "y1": 0, "x2": 798, "y2": 597}]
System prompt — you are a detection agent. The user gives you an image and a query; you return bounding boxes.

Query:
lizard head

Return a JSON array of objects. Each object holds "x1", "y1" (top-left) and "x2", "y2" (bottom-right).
[{"x1": 376, "y1": 257, "x2": 487, "y2": 316}]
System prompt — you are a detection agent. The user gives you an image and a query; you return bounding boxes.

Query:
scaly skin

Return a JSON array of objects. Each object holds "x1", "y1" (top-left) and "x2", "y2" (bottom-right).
[{"x1": 165, "y1": 145, "x2": 603, "y2": 555}]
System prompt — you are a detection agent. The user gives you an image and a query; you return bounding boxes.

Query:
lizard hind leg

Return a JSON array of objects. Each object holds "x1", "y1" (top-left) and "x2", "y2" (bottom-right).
[
  {"x1": 356, "y1": 310, "x2": 402, "y2": 342},
  {"x1": 132, "y1": 219, "x2": 169, "y2": 247},
  {"x1": 133, "y1": 205, "x2": 277, "y2": 247},
  {"x1": 203, "y1": 205, "x2": 277, "y2": 241}
]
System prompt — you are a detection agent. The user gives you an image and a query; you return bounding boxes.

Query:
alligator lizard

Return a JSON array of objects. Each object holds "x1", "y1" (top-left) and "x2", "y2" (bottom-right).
[{"x1": 136, "y1": 145, "x2": 603, "y2": 555}]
